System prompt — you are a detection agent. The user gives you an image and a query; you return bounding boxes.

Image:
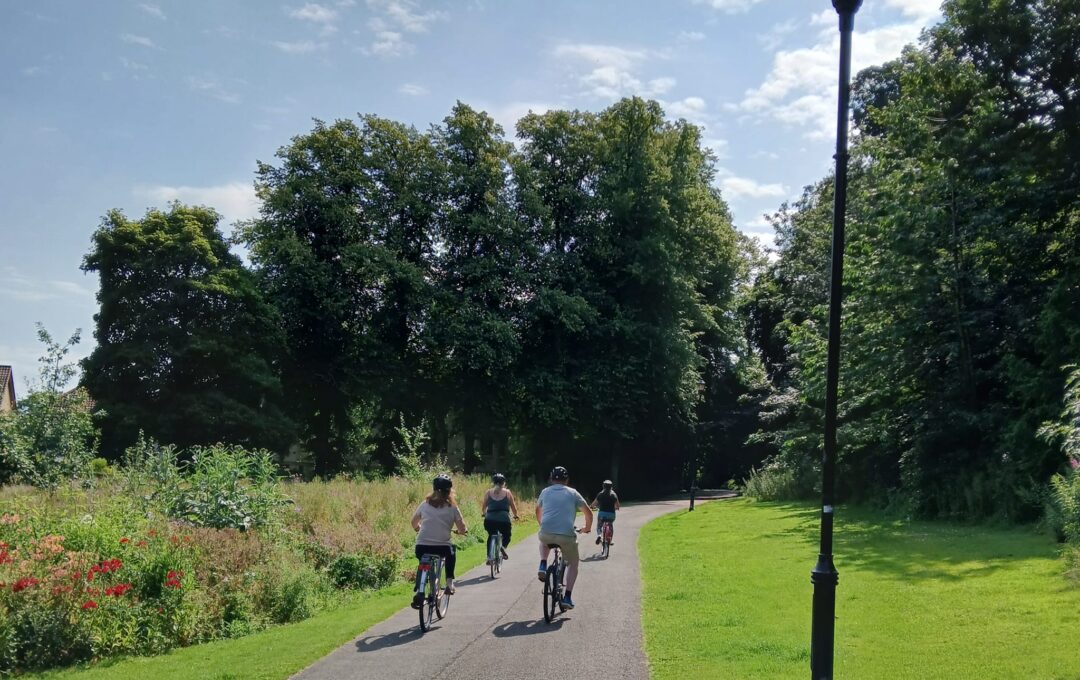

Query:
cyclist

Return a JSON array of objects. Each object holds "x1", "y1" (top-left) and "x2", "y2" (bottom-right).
[
  {"x1": 411, "y1": 473, "x2": 467, "y2": 609},
  {"x1": 536, "y1": 466, "x2": 592, "y2": 610},
  {"x1": 482, "y1": 472, "x2": 520, "y2": 564},
  {"x1": 592, "y1": 479, "x2": 620, "y2": 545}
]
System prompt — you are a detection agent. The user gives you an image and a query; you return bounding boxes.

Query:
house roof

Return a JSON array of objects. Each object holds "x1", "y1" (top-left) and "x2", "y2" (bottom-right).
[{"x1": 0, "y1": 365, "x2": 14, "y2": 409}]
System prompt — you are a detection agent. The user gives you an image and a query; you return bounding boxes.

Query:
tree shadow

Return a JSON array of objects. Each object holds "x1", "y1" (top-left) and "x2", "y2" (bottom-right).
[
  {"x1": 758, "y1": 502, "x2": 1059, "y2": 583},
  {"x1": 354, "y1": 627, "x2": 424, "y2": 652},
  {"x1": 582, "y1": 552, "x2": 609, "y2": 562},
  {"x1": 492, "y1": 619, "x2": 565, "y2": 636}
]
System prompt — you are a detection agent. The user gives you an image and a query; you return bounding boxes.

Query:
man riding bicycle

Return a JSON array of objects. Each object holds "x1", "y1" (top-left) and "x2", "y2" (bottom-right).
[
  {"x1": 536, "y1": 466, "x2": 592, "y2": 610},
  {"x1": 592, "y1": 479, "x2": 620, "y2": 544}
]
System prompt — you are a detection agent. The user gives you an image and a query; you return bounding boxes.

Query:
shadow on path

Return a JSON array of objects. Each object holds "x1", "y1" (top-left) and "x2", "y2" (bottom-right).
[
  {"x1": 354, "y1": 627, "x2": 424, "y2": 652},
  {"x1": 453, "y1": 575, "x2": 493, "y2": 588},
  {"x1": 492, "y1": 619, "x2": 565, "y2": 637}
]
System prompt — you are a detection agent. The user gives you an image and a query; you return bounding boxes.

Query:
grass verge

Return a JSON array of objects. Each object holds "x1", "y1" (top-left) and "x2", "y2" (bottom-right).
[
  {"x1": 33, "y1": 518, "x2": 537, "y2": 680},
  {"x1": 640, "y1": 499, "x2": 1080, "y2": 680}
]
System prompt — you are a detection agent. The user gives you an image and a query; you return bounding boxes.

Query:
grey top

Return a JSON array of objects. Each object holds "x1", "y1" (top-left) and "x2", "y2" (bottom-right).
[
  {"x1": 485, "y1": 491, "x2": 511, "y2": 523},
  {"x1": 413, "y1": 501, "x2": 463, "y2": 547},
  {"x1": 537, "y1": 483, "x2": 587, "y2": 537}
]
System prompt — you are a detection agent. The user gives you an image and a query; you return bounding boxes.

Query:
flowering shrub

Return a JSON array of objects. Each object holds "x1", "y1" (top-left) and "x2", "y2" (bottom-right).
[{"x1": 0, "y1": 471, "x2": 537, "y2": 673}]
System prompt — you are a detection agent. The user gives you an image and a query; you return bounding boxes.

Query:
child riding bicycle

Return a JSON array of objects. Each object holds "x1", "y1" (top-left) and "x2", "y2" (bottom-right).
[{"x1": 591, "y1": 479, "x2": 620, "y2": 544}]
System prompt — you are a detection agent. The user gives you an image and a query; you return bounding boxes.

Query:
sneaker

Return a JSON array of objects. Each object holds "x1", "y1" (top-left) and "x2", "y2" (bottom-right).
[
  {"x1": 486, "y1": 558, "x2": 492, "y2": 565},
  {"x1": 595, "y1": 536, "x2": 601, "y2": 545},
  {"x1": 500, "y1": 548, "x2": 509, "y2": 560},
  {"x1": 560, "y1": 595, "x2": 575, "y2": 610},
  {"x1": 411, "y1": 591, "x2": 424, "y2": 610},
  {"x1": 537, "y1": 562, "x2": 547, "y2": 582}
]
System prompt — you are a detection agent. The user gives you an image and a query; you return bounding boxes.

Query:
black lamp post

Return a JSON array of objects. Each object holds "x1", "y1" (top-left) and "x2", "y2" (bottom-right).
[{"x1": 810, "y1": 1, "x2": 862, "y2": 679}]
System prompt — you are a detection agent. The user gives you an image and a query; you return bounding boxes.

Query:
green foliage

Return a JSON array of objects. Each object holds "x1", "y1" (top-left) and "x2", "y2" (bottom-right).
[
  {"x1": 391, "y1": 415, "x2": 430, "y2": 480},
  {"x1": 327, "y1": 551, "x2": 399, "y2": 590},
  {"x1": 744, "y1": 0, "x2": 1080, "y2": 519},
  {"x1": 741, "y1": 462, "x2": 814, "y2": 502},
  {"x1": 0, "y1": 325, "x2": 99, "y2": 488},
  {"x1": 124, "y1": 438, "x2": 288, "y2": 531},
  {"x1": 81, "y1": 204, "x2": 294, "y2": 458}
]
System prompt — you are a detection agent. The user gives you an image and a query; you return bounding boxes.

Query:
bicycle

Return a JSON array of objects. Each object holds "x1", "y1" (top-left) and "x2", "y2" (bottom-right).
[
  {"x1": 542, "y1": 543, "x2": 566, "y2": 623},
  {"x1": 414, "y1": 553, "x2": 451, "y2": 633},
  {"x1": 487, "y1": 530, "x2": 503, "y2": 579},
  {"x1": 599, "y1": 519, "x2": 613, "y2": 558}
]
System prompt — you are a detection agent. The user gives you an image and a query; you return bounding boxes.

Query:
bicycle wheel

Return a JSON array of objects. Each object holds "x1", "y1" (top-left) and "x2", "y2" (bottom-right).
[
  {"x1": 435, "y1": 560, "x2": 450, "y2": 619},
  {"x1": 543, "y1": 565, "x2": 559, "y2": 623},
  {"x1": 489, "y1": 535, "x2": 497, "y2": 579},
  {"x1": 419, "y1": 566, "x2": 437, "y2": 632},
  {"x1": 556, "y1": 560, "x2": 567, "y2": 612}
]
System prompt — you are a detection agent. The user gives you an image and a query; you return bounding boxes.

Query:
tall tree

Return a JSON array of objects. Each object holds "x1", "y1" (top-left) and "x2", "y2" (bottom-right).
[{"x1": 82, "y1": 204, "x2": 292, "y2": 455}]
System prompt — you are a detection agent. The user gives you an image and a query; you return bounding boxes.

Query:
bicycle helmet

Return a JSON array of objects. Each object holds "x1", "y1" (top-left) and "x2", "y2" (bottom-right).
[
  {"x1": 602, "y1": 479, "x2": 613, "y2": 488},
  {"x1": 492, "y1": 472, "x2": 507, "y2": 485},
  {"x1": 550, "y1": 466, "x2": 569, "y2": 481},
  {"x1": 433, "y1": 473, "x2": 453, "y2": 491}
]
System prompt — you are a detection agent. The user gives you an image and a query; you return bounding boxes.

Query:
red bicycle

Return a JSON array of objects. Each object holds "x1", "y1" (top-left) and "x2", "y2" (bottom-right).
[{"x1": 599, "y1": 519, "x2": 613, "y2": 558}]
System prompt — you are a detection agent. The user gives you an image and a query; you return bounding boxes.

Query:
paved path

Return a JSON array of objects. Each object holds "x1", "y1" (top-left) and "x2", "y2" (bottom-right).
[{"x1": 292, "y1": 500, "x2": 706, "y2": 680}]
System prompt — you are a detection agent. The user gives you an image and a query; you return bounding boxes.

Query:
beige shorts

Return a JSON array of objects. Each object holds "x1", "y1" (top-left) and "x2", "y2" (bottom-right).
[{"x1": 538, "y1": 531, "x2": 579, "y2": 563}]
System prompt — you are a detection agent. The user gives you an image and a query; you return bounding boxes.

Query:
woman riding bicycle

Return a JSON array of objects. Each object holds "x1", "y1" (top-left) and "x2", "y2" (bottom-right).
[
  {"x1": 411, "y1": 473, "x2": 467, "y2": 608},
  {"x1": 482, "y1": 473, "x2": 520, "y2": 565},
  {"x1": 592, "y1": 479, "x2": 620, "y2": 544}
]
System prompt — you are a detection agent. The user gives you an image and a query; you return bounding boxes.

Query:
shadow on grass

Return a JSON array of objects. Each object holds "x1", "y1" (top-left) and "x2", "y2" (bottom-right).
[
  {"x1": 492, "y1": 619, "x2": 565, "y2": 637},
  {"x1": 744, "y1": 501, "x2": 1059, "y2": 582},
  {"x1": 354, "y1": 627, "x2": 423, "y2": 652}
]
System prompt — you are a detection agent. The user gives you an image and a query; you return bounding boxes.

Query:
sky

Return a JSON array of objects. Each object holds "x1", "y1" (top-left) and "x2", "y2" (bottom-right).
[{"x1": 0, "y1": 0, "x2": 943, "y2": 389}]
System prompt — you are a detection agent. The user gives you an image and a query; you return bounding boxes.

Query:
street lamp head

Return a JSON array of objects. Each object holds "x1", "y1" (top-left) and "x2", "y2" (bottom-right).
[{"x1": 832, "y1": 0, "x2": 863, "y2": 14}]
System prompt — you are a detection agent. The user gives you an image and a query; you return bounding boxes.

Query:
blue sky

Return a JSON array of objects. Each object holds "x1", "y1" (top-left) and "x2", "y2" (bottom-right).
[{"x1": 1, "y1": 0, "x2": 941, "y2": 387}]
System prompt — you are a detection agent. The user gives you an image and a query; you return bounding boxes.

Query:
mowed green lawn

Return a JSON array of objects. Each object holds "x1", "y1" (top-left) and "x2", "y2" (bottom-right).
[{"x1": 640, "y1": 499, "x2": 1080, "y2": 680}]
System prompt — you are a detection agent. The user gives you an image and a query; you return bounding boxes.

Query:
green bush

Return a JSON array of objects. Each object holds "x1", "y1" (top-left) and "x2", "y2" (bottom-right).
[
  {"x1": 1047, "y1": 467, "x2": 1080, "y2": 544},
  {"x1": 741, "y1": 461, "x2": 815, "y2": 501},
  {"x1": 328, "y1": 551, "x2": 399, "y2": 590}
]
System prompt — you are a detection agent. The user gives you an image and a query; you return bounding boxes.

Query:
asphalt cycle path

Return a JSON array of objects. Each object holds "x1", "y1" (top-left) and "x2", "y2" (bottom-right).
[{"x1": 291, "y1": 500, "x2": 705, "y2": 680}]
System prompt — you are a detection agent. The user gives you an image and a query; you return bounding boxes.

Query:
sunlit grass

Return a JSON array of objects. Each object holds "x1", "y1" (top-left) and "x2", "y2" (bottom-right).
[{"x1": 641, "y1": 499, "x2": 1080, "y2": 680}]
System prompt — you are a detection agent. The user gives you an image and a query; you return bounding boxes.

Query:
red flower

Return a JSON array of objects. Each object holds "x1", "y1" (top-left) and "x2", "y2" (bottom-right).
[
  {"x1": 136, "y1": 540, "x2": 147, "y2": 547},
  {"x1": 0, "y1": 550, "x2": 11, "y2": 565},
  {"x1": 104, "y1": 583, "x2": 132, "y2": 597},
  {"x1": 148, "y1": 530, "x2": 158, "y2": 537},
  {"x1": 12, "y1": 576, "x2": 40, "y2": 593},
  {"x1": 71, "y1": 571, "x2": 83, "y2": 581},
  {"x1": 165, "y1": 570, "x2": 184, "y2": 589},
  {"x1": 183, "y1": 535, "x2": 192, "y2": 543},
  {"x1": 120, "y1": 537, "x2": 130, "y2": 544},
  {"x1": 82, "y1": 600, "x2": 98, "y2": 610},
  {"x1": 169, "y1": 535, "x2": 180, "y2": 545}
]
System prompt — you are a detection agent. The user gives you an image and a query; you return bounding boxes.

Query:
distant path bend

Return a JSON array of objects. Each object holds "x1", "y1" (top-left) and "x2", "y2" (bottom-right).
[{"x1": 291, "y1": 499, "x2": 725, "y2": 680}]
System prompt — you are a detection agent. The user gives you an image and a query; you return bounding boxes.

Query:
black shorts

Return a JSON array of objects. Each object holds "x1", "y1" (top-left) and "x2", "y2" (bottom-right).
[{"x1": 483, "y1": 518, "x2": 512, "y2": 547}]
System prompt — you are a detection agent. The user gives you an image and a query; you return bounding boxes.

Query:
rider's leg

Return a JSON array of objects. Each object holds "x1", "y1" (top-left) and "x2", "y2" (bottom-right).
[{"x1": 538, "y1": 533, "x2": 553, "y2": 580}]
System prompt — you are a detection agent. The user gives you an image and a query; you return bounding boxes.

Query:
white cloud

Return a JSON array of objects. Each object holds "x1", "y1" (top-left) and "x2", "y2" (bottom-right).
[
  {"x1": 0, "y1": 267, "x2": 94, "y2": 303},
  {"x1": 121, "y1": 33, "x2": 159, "y2": 49},
  {"x1": 736, "y1": 8, "x2": 941, "y2": 138},
  {"x1": 486, "y1": 101, "x2": 555, "y2": 138},
  {"x1": 883, "y1": 0, "x2": 942, "y2": 21},
  {"x1": 693, "y1": 0, "x2": 766, "y2": 14},
  {"x1": 666, "y1": 96, "x2": 707, "y2": 119},
  {"x1": 21, "y1": 66, "x2": 44, "y2": 77},
  {"x1": 289, "y1": 3, "x2": 339, "y2": 35},
  {"x1": 554, "y1": 43, "x2": 673, "y2": 99},
  {"x1": 677, "y1": 30, "x2": 705, "y2": 43},
  {"x1": 185, "y1": 76, "x2": 242, "y2": 104},
  {"x1": 362, "y1": 0, "x2": 446, "y2": 56},
  {"x1": 138, "y1": 3, "x2": 166, "y2": 20},
  {"x1": 758, "y1": 19, "x2": 797, "y2": 51},
  {"x1": 718, "y1": 172, "x2": 787, "y2": 200},
  {"x1": 135, "y1": 183, "x2": 260, "y2": 225},
  {"x1": 273, "y1": 40, "x2": 327, "y2": 54},
  {"x1": 398, "y1": 82, "x2": 428, "y2": 96}
]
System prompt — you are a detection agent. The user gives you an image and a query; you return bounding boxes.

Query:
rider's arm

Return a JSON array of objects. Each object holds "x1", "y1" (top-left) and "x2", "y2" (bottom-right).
[
  {"x1": 535, "y1": 499, "x2": 543, "y2": 524},
  {"x1": 411, "y1": 506, "x2": 422, "y2": 532},
  {"x1": 507, "y1": 490, "x2": 520, "y2": 519},
  {"x1": 614, "y1": 494, "x2": 621, "y2": 511},
  {"x1": 581, "y1": 503, "x2": 594, "y2": 534},
  {"x1": 481, "y1": 491, "x2": 489, "y2": 515},
  {"x1": 454, "y1": 507, "x2": 468, "y2": 535},
  {"x1": 591, "y1": 494, "x2": 599, "y2": 509}
]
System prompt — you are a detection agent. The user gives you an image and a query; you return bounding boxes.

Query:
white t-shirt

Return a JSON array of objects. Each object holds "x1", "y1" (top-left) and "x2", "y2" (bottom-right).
[{"x1": 413, "y1": 501, "x2": 463, "y2": 546}]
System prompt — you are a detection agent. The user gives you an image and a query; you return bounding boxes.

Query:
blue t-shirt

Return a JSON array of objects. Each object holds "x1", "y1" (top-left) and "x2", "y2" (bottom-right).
[{"x1": 537, "y1": 484, "x2": 587, "y2": 536}]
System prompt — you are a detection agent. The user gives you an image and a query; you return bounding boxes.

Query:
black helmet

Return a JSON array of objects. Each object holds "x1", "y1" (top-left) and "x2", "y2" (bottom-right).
[
  {"x1": 433, "y1": 473, "x2": 453, "y2": 491},
  {"x1": 550, "y1": 466, "x2": 569, "y2": 481},
  {"x1": 492, "y1": 472, "x2": 507, "y2": 485},
  {"x1": 602, "y1": 479, "x2": 613, "y2": 488}
]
